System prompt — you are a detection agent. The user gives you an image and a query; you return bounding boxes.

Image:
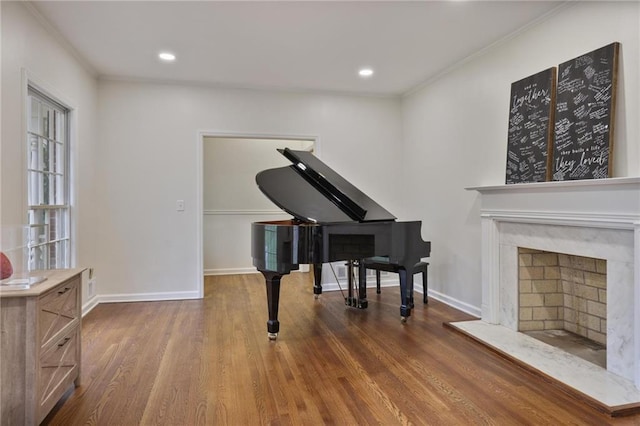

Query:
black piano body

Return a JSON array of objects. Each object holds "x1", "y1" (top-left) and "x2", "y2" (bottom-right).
[{"x1": 251, "y1": 148, "x2": 431, "y2": 339}]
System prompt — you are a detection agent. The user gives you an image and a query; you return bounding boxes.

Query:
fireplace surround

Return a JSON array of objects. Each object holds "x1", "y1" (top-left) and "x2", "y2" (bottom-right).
[{"x1": 459, "y1": 177, "x2": 640, "y2": 412}]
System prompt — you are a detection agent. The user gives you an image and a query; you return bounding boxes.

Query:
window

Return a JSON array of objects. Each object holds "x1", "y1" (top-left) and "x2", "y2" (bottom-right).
[{"x1": 26, "y1": 87, "x2": 70, "y2": 270}]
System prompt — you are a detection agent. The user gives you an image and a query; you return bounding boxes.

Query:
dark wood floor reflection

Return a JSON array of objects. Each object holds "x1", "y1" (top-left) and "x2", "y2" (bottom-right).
[{"x1": 44, "y1": 273, "x2": 640, "y2": 425}]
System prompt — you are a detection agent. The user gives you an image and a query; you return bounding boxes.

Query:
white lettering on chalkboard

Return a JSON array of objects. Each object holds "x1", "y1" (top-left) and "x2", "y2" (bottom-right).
[
  {"x1": 589, "y1": 107, "x2": 607, "y2": 120},
  {"x1": 555, "y1": 117, "x2": 573, "y2": 134},
  {"x1": 573, "y1": 92, "x2": 588, "y2": 105},
  {"x1": 576, "y1": 55, "x2": 594, "y2": 67},
  {"x1": 557, "y1": 101, "x2": 568, "y2": 112},
  {"x1": 577, "y1": 132, "x2": 593, "y2": 145},
  {"x1": 512, "y1": 86, "x2": 550, "y2": 110},
  {"x1": 593, "y1": 122, "x2": 608, "y2": 134},
  {"x1": 593, "y1": 84, "x2": 612, "y2": 102},
  {"x1": 555, "y1": 156, "x2": 576, "y2": 173},
  {"x1": 583, "y1": 65, "x2": 596, "y2": 80}
]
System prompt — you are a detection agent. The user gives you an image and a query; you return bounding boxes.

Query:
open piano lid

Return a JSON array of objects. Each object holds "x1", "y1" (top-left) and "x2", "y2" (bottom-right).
[{"x1": 256, "y1": 148, "x2": 397, "y2": 223}]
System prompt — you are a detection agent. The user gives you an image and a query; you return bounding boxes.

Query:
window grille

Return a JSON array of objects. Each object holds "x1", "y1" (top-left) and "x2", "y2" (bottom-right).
[{"x1": 26, "y1": 87, "x2": 70, "y2": 269}]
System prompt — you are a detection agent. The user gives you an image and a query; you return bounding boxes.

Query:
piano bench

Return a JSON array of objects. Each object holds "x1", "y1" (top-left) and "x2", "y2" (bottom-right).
[{"x1": 361, "y1": 257, "x2": 429, "y2": 304}]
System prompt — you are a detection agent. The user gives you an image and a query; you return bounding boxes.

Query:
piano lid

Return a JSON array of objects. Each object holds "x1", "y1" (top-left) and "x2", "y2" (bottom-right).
[{"x1": 256, "y1": 148, "x2": 397, "y2": 223}]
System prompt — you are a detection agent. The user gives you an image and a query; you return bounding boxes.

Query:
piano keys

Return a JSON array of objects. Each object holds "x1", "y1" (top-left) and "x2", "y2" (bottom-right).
[{"x1": 251, "y1": 148, "x2": 431, "y2": 339}]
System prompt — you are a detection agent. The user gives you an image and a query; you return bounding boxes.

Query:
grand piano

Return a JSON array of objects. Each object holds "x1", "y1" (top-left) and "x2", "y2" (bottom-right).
[{"x1": 251, "y1": 148, "x2": 431, "y2": 339}]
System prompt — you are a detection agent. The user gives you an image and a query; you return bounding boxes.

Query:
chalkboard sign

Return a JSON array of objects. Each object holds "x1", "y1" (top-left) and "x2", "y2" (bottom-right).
[
  {"x1": 505, "y1": 68, "x2": 557, "y2": 184},
  {"x1": 552, "y1": 42, "x2": 620, "y2": 181}
]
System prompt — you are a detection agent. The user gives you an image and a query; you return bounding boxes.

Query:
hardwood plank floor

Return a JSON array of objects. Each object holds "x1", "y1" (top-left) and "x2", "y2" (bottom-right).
[{"x1": 44, "y1": 273, "x2": 640, "y2": 425}]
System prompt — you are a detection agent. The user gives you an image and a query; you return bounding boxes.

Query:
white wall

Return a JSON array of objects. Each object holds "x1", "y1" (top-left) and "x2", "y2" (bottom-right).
[
  {"x1": 96, "y1": 81, "x2": 402, "y2": 300},
  {"x1": 402, "y1": 1, "x2": 640, "y2": 315},
  {"x1": 203, "y1": 137, "x2": 312, "y2": 275},
  {"x1": 1, "y1": 2, "x2": 99, "y2": 306}
]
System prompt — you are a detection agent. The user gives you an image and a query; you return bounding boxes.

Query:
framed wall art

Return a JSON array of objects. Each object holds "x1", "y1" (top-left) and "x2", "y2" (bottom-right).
[
  {"x1": 505, "y1": 68, "x2": 557, "y2": 184},
  {"x1": 551, "y1": 42, "x2": 620, "y2": 181}
]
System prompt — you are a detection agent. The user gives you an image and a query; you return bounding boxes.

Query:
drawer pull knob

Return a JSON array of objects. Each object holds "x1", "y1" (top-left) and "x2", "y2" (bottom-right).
[
  {"x1": 58, "y1": 287, "x2": 71, "y2": 294},
  {"x1": 58, "y1": 337, "x2": 71, "y2": 347}
]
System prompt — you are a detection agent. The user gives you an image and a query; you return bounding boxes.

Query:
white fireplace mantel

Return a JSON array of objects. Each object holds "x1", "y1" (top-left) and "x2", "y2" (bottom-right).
[
  {"x1": 467, "y1": 177, "x2": 640, "y2": 390},
  {"x1": 468, "y1": 176, "x2": 640, "y2": 192},
  {"x1": 467, "y1": 177, "x2": 640, "y2": 227}
]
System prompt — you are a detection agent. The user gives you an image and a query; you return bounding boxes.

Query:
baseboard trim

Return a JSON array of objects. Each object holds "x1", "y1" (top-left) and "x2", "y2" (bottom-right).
[
  {"x1": 91, "y1": 291, "x2": 201, "y2": 305},
  {"x1": 205, "y1": 267, "x2": 259, "y2": 276},
  {"x1": 82, "y1": 295, "x2": 100, "y2": 317},
  {"x1": 427, "y1": 289, "x2": 481, "y2": 317}
]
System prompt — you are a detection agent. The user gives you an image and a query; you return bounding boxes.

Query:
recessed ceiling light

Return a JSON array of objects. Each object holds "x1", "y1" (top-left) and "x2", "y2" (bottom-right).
[
  {"x1": 359, "y1": 68, "x2": 374, "y2": 77},
  {"x1": 158, "y1": 52, "x2": 176, "y2": 62}
]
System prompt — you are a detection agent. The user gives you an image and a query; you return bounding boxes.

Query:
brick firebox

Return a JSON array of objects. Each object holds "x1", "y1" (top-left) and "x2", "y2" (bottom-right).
[{"x1": 518, "y1": 247, "x2": 607, "y2": 346}]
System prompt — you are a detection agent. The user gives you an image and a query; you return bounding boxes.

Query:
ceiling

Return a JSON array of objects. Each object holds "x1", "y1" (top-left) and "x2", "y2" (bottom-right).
[{"x1": 30, "y1": 1, "x2": 566, "y2": 97}]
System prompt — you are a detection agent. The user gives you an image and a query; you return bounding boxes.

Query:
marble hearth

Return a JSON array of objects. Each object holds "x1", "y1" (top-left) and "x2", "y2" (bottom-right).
[{"x1": 458, "y1": 177, "x2": 640, "y2": 413}]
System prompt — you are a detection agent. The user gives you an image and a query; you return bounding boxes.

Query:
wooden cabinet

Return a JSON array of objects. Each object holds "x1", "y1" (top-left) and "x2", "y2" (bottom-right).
[{"x1": 1, "y1": 269, "x2": 84, "y2": 425}]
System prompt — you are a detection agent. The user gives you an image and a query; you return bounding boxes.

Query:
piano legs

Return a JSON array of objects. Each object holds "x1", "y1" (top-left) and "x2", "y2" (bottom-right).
[
  {"x1": 261, "y1": 265, "x2": 326, "y2": 340},
  {"x1": 313, "y1": 263, "x2": 323, "y2": 298},
  {"x1": 261, "y1": 271, "x2": 282, "y2": 340},
  {"x1": 259, "y1": 261, "x2": 419, "y2": 339},
  {"x1": 398, "y1": 267, "x2": 415, "y2": 321},
  {"x1": 357, "y1": 259, "x2": 419, "y2": 321}
]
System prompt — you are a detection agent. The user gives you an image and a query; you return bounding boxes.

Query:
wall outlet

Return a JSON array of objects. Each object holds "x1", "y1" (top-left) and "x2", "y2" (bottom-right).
[{"x1": 88, "y1": 279, "x2": 96, "y2": 298}]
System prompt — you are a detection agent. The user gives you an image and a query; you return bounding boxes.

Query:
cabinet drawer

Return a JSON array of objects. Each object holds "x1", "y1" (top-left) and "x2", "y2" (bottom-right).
[
  {"x1": 38, "y1": 326, "x2": 80, "y2": 422},
  {"x1": 39, "y1": 277, "x2": 80, "y2": 348}
]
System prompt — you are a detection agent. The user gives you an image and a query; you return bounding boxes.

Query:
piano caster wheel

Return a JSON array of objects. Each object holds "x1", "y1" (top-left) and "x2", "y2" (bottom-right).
[
  {"x1": 314, "y1": 294, "x2": 320, "y2": 300},
  {"x1": 400, "y1": 316, "x2": 407, "y2": 323},
  {"x1": 268, "y1": 332, "x2": 278, "y2": 341}
]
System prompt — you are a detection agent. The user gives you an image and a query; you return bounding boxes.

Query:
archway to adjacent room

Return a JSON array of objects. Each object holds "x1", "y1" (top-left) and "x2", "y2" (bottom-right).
[{"x1": 196, "y1": 133, "x2": 316, "y2": 296}]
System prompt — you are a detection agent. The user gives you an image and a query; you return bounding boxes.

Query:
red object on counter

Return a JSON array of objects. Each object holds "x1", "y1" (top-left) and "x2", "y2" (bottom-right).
[{"x1": 0, "y1": 252, "x2": 13, "y2": 280}]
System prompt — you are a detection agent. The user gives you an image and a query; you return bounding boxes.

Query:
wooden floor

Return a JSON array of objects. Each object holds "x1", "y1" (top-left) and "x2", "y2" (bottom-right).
[{"x1": 44, "y1": 273, "x2": 640, "y2": 425}]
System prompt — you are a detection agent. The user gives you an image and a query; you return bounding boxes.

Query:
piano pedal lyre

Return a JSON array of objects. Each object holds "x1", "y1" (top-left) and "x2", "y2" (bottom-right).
[{"x1": 344, "y1": 260, "x2": 368, "y2": 309}]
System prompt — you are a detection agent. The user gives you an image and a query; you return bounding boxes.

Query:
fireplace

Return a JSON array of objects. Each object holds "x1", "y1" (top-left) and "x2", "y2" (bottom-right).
[
  {"x1": 456, "y1": 177, "x2": 640, "y2": 413},
  {"x1": 518, "y1": 248, "x2": 607, "y2": 367}
]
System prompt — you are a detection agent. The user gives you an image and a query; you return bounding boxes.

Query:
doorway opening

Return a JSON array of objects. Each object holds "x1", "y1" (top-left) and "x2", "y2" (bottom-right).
[{"x1": 197, "y1": 133, "x2": 316, "y2": 296}]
